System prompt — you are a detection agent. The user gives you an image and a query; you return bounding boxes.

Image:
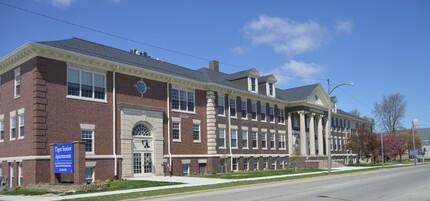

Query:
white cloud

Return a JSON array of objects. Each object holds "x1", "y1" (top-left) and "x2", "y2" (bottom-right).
[
  {"x1": 271, "y1": 60, "x2": 325, "y2": 85},
  {"x1": 243, "y1": 15, "x2": 329, "y2": 57},
  {"x1": 38, "y1": 0, "x2": 76, "y2": 8},
  {"x1": 231, "y1": 45, "x2": 249, "y2": 55},
  {"x1": 335, "y1": 19, "x2": 353, "y2": 33}
]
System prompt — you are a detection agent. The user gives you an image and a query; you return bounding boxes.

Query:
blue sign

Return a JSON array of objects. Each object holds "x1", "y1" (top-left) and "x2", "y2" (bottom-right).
[
  {"x1": 410, "y1": 150, "x2": 419, "y2": 155},
  {"x1": 53, "y1": 143, "x2": 74, "y2": 174}
]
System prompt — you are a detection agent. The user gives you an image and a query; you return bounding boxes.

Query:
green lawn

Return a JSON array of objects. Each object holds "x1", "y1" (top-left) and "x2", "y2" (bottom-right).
[
  {"x1": 200, "y1": 168, "x2": 323, "y2": 179},
  {"x1": 0, "y1": 180, "x2": 182, "y2": 196}
]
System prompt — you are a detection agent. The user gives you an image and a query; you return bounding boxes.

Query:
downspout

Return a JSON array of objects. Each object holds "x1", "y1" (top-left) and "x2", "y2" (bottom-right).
[
  {"x1": 113, "y1": 65, "x2": 119, "y2": 177},
  {"x1": 166, "y1": 78, "x2": 172, "y2": 173},
  {"x1": 228, "y1": 90, "x2": 233, "y2": 171}
]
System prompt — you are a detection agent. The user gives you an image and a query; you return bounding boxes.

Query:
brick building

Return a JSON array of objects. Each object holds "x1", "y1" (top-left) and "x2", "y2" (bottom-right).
[{"x1": 0, "y1": 38, "x2": 370, "y2": 188}]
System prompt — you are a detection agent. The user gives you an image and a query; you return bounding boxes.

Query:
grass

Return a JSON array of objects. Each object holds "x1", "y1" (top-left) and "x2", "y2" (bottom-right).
[
  {"x1": 200, "y1": 168, "x2": 322, "y2": 179},
  {"x1": 0, "y1": 180, "x2": 182, "y2": 196}
]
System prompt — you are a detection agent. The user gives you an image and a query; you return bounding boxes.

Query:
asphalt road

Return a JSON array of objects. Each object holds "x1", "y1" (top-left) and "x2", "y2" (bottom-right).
[{"x1": 146, "y1": 164, "x2": 430, "y2": 201}]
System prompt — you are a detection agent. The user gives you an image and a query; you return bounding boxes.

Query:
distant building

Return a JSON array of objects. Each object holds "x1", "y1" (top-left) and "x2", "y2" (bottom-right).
[
  {"x1": 417, "y1": 128, "x2": 430, "y2": 159},
  {"x1": 0, "y1": 38, "x2": 370, "y2": 188}
]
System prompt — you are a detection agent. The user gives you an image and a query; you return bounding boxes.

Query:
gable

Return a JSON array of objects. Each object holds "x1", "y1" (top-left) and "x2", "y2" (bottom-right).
[{"x1": 305, "y1": 84, "x2": 329, "y2": 107}]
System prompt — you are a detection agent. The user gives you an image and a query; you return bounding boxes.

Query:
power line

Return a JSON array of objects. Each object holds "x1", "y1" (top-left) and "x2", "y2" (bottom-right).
[{"x1": 0, "y1": 1, "x2": 325, "y2": 82}]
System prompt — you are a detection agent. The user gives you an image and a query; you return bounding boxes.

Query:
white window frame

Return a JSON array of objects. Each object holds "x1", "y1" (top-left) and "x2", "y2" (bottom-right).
[
  {"x1": 278, "y1": 108, "x2": 285, "y2": 124},
  {"x1": 279, "y1": 133, "x2": 286, "y2": 150},
  {"x1": 217, "y1": 94, "x2": 225, "y2": 116},
  {"x1": 232, "y1": 158, "x2": 238, "y2": 171},
  {"x1": 267, "y1": 82, "x2": 276, "y2": 97},
  {"x1": 261, "y1": 102, "x2": 266, "y2": 122},
  {"x1": 241, "y1": 99, "x2": 247, "y2": 119},
  {"x1": 248, "y1": 77, "x2": 258, "y2": 93},
  {"x1": 270, "y1": 133, "x2": 276, "y2": 150},
  {"x1": 243, "y1": 158, "x2": 249, "y2": 171},
  {"x1": 242, "y1": 128, "x2": 248, "y2": 149},
  {"x1": 86, "y1": 167, "x2": 95, "y2": 184},
  {"x1": 80, "y1": 124, "x2": 95, "y2": 154},
  {"x1": 252, "y1": 131, "x2": 258, "y2": 149},
  {"x1": 10, "y1": 111, "x2": 16, "y2": 141},
  {"x1": 262, "y1": 132, "x2": 267, "y2": 149},
  {"x1": 67, "y1": 66, "x2": 107, "y2": 102},
  {"x1": 231, "y1": 128, "x2": 238, "y2": 149},
  {"x1": 18, "y1": 162, "x2": 23, "y2": 186},
  {"x1": 218, "y1": 126, "x2": 226, "y2": 149},
  {"x1": 18, "y1": 108, "x2": 24, "y2": 139},
  {"x1": 172, "y1": 117, "x2": 181, "y2": 142},
  {"x1": 171, "y1": 87, "x2": 195, "y2": 113},
  {"x1": 14, "y1": 68, "x2": 20, "y2": 98},
  {"x1": 269, "y1": 106, "x2": 274, "y2": 123},
  {"x1": 0, "y1": 114, "x2": 4, "y2": 142},
  {"x1": 193, "y1": 120, "x2": 201, "y2": 143},
  {"x1": 230, "y1": 97, "x2": 237, "y2": 118},
  {"x1": 251, "y1": 102, "x2": 257, "y2": 121}
]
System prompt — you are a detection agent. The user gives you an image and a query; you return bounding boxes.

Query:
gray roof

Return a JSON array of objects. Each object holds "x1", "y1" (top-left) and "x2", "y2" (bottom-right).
[
  {"x1": 224, "y1": 68, "x2": 257, "y2": 81},
  {"x1": 276, "y1": 84, "x2": 319, "y2": 102},
  {"x1": 37, "y1": 38, "x2": 205, "y2": 82},
  {"x1": 417, "y1": 128, "x2": 430, "y2": 145}
]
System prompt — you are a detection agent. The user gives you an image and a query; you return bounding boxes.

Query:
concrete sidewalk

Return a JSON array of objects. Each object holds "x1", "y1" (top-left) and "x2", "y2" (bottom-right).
[{"x1": 0, "y1": 164, "x2": 411, "y2": 201}]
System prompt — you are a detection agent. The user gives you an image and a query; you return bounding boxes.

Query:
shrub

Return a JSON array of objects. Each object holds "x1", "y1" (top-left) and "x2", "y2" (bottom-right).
[
  {"x1": 15, "y1": 185, "x2": 21, "y2": 190},
  {"x1": 95, "y1": 179, "x2": 101, "y2": 183}
]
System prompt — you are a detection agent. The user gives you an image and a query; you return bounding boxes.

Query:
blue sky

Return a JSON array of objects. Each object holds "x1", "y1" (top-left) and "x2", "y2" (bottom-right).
[{"x1": 1, "y1": 0, "x2": 429, "y2": 130}]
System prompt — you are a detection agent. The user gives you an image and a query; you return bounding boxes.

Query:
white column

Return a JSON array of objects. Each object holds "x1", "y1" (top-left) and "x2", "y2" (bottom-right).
[
  {"x1": 317, "y1": 115, "x2": 324, "y2": 156},
  {"x1": 299, "y1": 111, "x2": 306, "y2": 156},
  {"x1": 287, "y1": 113, "x2": 293, "y2": 156},
  {"x1": 309, "y1": 114, "x2": 316, "y2": 156},
  {"x1": 325, "y1": 117, "x2": 330, "y2": 155}
]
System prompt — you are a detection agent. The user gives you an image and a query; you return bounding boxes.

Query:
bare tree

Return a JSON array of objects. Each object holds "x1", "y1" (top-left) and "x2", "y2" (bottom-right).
[
  {"x1": 373, "y1": 93, "x2": 407, "y2": 133},
  {"x1": 349, "y1": 109, "x2": 362, "y2": 118}
]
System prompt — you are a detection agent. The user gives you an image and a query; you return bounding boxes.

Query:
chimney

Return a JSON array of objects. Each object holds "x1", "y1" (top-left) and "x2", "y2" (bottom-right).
[{"x1": 209, "y1": 60, "x2": 219, "y2": 72}]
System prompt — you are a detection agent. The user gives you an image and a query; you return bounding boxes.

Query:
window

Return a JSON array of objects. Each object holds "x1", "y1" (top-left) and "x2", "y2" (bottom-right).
[
  {"x1": 251, "y1": 102, "x2": 257, "y2": 120},
  {"x1": 252, "y1": 131, "x2": 258, "y2": 149},
  {"x1": 86, "y1": 167, "x2": 94, "y2": 183},
  {"x1": 230, "y1": 97, "x2": 236, "y2": 117},
  {"x1": 232, "y1": 158, "x2": 237, "y2": 171},
  {"x1": 217, "y1": 95, "x2": 225, "y2": 116},
  {"x1": 241, "y1": 100, "x2": 247, "y2": 119},
  {"x1": 253, "y1": 158, "x2": 259, "y2": 170},
  {"x1": 10, "y1": 114, "x2": 16, "y2": 140},
  {"x1": 278, "y1": 108, "x2": 285, "y2": 124},
  {"x1": 18, "y1": 113, "x2": 24, "y2": 139},
  {"x1": 279, "y1": 134, "x2": 286, "y2": 149},
  {"x1": 262, "y1": 132, "x2": 267, "y2": 149},
  {"x1": 270, "y1": 133, "x2": 275, "y2": 149},
  {"x1": 67, "y1": 68, "x2": 106, "y2": 100},
  {"x1": 0, "y1": 117, "x2": 3, "y2": 142},
  {"x1": 243, "y1": 158, "x2": 249, "y2": 171},
  {"x1": 268, "y1": 83, "x2": 274, "y2": 96},
  {"x1": 219, "y1": 128, "x2": 226, "y2": 148},
  {"x1": 272, "y1": 158, "x2": 276, "y2": 169},
  {"x1": 231, "y1": 129, "x2": 237, "y2": 148},
  {"x1": 172, "y1": 88, "x2": 195, "y2": 112},
  {"x1": 242, "y1": 130, "x2": 248, "y2": 149},
  {"x1": 193, "y1": 123, "x2": 200, "y2": 142},
  {"x1": 14, "y1": 68, "x2": 20, "y2": 98},
  {"x1": 261, "y1": 103, "x2": 266, "y2": 121},
  {"x1": 172, "y1": 122, "x2": 181, "y2": 141},
  {"x1": 250, "y1": 77, "x2": 257, "y2": 92},
  {"x1": 82, "y1": 130, "x2": 94, "y2": 153},
  {"x1": 263, "y1": 158, "x2": 268, "y2": 169},
  {"x1": 293, "y1": 114, "x2": 299, "y2": 127},
  {"x1": 269, "y1": 106, "x2": 274, "y2": 122},
  {"x1": 18, "y1": 162, "x2": 23, "y2": 186}
]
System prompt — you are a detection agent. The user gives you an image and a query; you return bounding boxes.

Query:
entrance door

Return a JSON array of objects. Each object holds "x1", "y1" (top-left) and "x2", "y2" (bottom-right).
[{"x1": 132, "y1": 123, "x2": 153, "y2": 176}]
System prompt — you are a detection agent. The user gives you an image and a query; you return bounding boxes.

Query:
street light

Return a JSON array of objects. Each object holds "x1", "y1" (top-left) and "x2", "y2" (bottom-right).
[
  {"x1": 327, "y1": 79, "x2": 353, "y2": 174},
  {"x1": 412, "y1": 118, "x2": 419, "y2": 165}
]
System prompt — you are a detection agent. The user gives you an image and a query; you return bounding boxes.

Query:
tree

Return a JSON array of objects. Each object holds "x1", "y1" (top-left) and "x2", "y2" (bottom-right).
[
  {"x1": 349, "y1": 109, "x2": 362, "y2": 118},
  {"x1": 373, "y1": 93, "x2": 407, "y2": 133},
  {"x1": 374, "y1": 134, "x2": 404, "y2": 162},
  {"x1": 345, "y1": 125, "x2": 379, "y2": 163}
]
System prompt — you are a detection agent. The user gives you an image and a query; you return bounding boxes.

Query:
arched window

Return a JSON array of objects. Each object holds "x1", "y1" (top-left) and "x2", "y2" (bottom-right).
[{"x1": 132, "y1": 124, "x2": 151, "y2": 137}]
